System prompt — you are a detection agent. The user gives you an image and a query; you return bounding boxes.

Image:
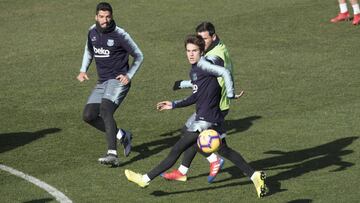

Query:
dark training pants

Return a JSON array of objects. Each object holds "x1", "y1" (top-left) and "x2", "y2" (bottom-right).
[
  {"x1": 180, "y1": 109, "x2": 255, "y2": 178},
  {"x1": 147, "y1": 131, "x2": 200, "y2": 180},
  {"x1": 82, "y1": 99, "x2": 119, "y2": 150}
]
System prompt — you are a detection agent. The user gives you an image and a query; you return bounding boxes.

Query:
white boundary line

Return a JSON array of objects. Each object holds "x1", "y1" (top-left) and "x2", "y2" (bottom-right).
[{"x1": 0, "y1": 164, "x2": 72, "y2": 203}]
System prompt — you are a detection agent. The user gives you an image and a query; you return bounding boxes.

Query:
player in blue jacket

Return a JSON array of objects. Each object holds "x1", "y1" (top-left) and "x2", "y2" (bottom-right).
[
  {"x1": 163, "y1": 22, "x2": 243, "y2": 184},
  {"x1": 76, "y1": 2, "x2": 143, "y2": 166},
  {"x1": 124, "y1": 35, "x2": 267, "y2": 198}
]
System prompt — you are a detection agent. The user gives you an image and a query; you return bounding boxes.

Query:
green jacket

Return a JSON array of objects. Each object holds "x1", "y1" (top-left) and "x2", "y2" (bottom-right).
[{"x1": 205, "y1": 39, "x2": 233, "y2": 111}]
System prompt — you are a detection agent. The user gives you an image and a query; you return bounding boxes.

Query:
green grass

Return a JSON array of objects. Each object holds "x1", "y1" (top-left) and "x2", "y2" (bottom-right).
[{"x1": 1, "y1": 0, "x2": 359, "y2": 202}]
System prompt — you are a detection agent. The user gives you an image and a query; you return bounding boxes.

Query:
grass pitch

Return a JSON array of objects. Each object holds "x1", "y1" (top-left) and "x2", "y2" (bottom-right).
[{"x1": 0, "y1": 0, "x2": 359, "y2": 202}]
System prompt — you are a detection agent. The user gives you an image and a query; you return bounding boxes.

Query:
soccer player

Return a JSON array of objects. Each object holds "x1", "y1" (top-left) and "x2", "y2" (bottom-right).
[
  {"x1": 330, "y1": 0, "x2": 360, "y2": 25},
  {"x1": 163, "y1": 22, "x2": 241, "y2": 183},
  {"x1": 125, "y1": 35, "x2": 267, "y2": 198},
  {"x1": 76, "y1": 2, "x2": 144, "y2": 166}
]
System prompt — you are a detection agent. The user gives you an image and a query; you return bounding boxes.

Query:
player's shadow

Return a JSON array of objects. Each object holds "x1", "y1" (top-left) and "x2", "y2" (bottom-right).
[
  {"x1": 287, "y1": 199, "x2": 313, "y2": 203},
  {"x1": 118, "y1": 130, "x2": 182, "y2": 167},
  {"x1": 23, "y1": 198, "x2": 54, "y2": 203},
  {"x1": 0, "y1": 128, "x2": 61, "y2": 153},
  {"x1": 151, "y1": 136, "x2": 358, "y2": 197},
  {"x1": 118, "y1": 116, "x2": 261, "y2": 167},
  {"x1": 224, "y1": 115, "x2": 261, "y2": 136}
]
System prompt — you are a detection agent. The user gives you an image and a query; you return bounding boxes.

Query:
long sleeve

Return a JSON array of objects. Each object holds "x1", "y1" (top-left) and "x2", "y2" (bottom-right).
[
  {"x1": 179, "y1": 80, "x2": 193, "y2": 89},
  {"x1": 115, "y1": 29, "x2": 144, "y2": 79},
  {"x1": 197, "y1": 58, "x2": 234, "y2": 98},
  {"x1": 172, "y1": 92, "x2": 197, "y2": 108},
  {"x1": 79, "y1": 26, "x2": 96, "y2": 72},
  {"x1": 79, "y1": 37, "x2": 94, "y2": 72}
]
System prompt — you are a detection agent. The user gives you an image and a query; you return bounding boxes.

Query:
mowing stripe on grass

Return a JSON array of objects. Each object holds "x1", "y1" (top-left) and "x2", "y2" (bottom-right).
[{"x1": 0, "y1": 164, "x2": 72, "y2": 203}]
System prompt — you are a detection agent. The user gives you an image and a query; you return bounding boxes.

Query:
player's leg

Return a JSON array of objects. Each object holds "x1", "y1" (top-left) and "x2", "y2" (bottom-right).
[
  {"x1": 125, "y1": 131, "x2": 198, "y2": 187},
  {"x1": 147, "y1": 131, "x2": 198, "y2": 180},
  {"x1": 196, "y1": 117, "x2": 227, "y2": 183},
  {"x1": 218, "y1": 139, "x2": 267, "y2": 198},
  {"x1": 180, "y1": 113, "x2": 198, "y2": 170},
  {"x1": 161, "y1": 113, "x2": 197, "y2": 181},
  {"x1": 82, "y1": 84, "x2": 105, "y2": 131},
  {"x1": 199, "y1": 109, "x2": 228, "y2": 183},
  {"x1": 161, "y1": 142, "x2": 197, "y2": 181},
  {"x1": 162, "y1": 118, "x2": 223, "y2": 182},
  {"x1": 350, "y1": 0, "x2": 360, "y2": 25},
  {"x1": 98, "y1": 79, "x2": 130, "y2": 166},
  {"x1": 83, "y1": 103, "x2": 105, "y2": 131},
  {"x1": 97, "y1": 98, "x2": 120, "y2": 165},
  {"x1": 104, "y1": 80, "x2": 132, "y2": 157},
  {"x1": 99, "y1": 98, "x2": 118, "y2": 150},
  {"x1": 217, "y1": 139, "x2": 254, "y2": 176},
  {"x1": 82, "y1": 83, "x2": 117, "y2": 165},
  {"x1": 331, "y1": 0, "x2": 350, "y2": 22},
  {"x1": 163, "y1": 142, "x2": 224, "y2": 183}
]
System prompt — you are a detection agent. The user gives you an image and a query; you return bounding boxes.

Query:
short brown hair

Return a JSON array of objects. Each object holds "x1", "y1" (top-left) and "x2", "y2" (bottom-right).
[{"x1": 184, "y1": 34, "x2": 205, "y2": 53}]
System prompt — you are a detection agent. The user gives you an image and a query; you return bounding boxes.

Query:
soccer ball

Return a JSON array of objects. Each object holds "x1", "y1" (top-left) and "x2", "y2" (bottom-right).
[{"x1": 197, "y1": 129, "x2": 221, "y2": 153}]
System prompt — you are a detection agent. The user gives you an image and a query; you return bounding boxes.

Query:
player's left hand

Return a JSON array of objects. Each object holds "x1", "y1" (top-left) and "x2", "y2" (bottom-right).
[
  {"x1": 234, "y1": 90, "x2": 245, "y2": 99},
  {"x1": 116, "y1": 74, "x2": 130, "y2": 85},
  {"x1": 228, "y1": 90, "x2": 245, "y2": 100},
  {"x1": 157, "y1": 101, "x2": 173, "y2": 111}
]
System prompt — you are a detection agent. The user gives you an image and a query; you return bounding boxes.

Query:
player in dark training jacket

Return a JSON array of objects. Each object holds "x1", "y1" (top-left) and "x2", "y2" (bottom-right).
[
  {"x1": 163, "y1": 22, "x2": 242, "y2": 183},
  {"x1": 76, "y1": 2, "x2": 143, "y2": 166},
  {"x1": 124, "y1": 35, "x2": 267, "y2": 198}
]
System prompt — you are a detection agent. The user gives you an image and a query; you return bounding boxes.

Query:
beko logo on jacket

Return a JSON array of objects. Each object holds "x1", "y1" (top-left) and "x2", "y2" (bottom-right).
[{"x1": 93, "y1": 47, "x2": 110, "y2": 57}]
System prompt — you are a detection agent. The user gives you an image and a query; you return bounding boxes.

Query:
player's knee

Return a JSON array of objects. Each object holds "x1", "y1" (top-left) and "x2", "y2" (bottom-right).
[
  {"x1": 83, "y1": 109, "x2": 97, "y2": 123},
  {"x1": 171, "y1": 145, "x2": 182, "y2": 154},
  {"x1": 217, "y1": 144, "x2": 231, "y2": 157},
  {"x1": 180, "y1": 125, "x2": 188, "y2": 134},
  {"x1": 99, "y1": 105, "x2": 109, "y2": 118},
  {"x1": 99, "y1": 99, "x2": 116, "y2": 119}
]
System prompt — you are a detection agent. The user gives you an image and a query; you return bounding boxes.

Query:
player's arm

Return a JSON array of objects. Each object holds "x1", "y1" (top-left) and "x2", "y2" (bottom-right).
[
  {"x1": 156, "y1": 92, "x2": 197, "y2": 111},
  {"x1": 198, "y1": 58, "x2": 238, "y2": 99},
  {"x1": 158, "y1": 89, "x2": 198, "y2": 111},
  {"x1": 116, "y1": 30, "x2": 144, "y2": 84},
  {"x1": 77, "y1": 28, "x2": 94, "y2": 82},
  {"x1": 172, "y1": 91, "x2": 197, "y2": 108},
  {"x1": 172, "y1": 55, "x2": 223, "y2": 90},
  {"x1": 173, "y1": 80, "x2": 193, "y2": 90},
  {"x1": 205, "y1": 56, "x2": 244, "y2": 98},
  {"x1": 205, "y1": 55, "x2": 224, "y2": 67}
]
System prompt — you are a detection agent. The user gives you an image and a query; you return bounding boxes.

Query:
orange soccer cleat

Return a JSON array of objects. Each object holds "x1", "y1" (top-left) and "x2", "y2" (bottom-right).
[
  {"x1": 352, "y1": 14, "x2": 360, "y2": 25},
  {"x1": 161, "y1": 169, "x2": 187, "y2": 182},
  {"x1": 330, "y1": 12, "x2": 350, "y2": 23}
]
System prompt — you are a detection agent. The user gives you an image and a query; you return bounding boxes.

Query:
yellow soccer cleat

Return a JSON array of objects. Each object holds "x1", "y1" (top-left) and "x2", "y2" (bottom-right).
[
  {"x1": 252, "y1": 171, "x2": 268, "y2": 198},
  {"x1": 124, "y1": 169, "x2": 149, "y2": 188}
]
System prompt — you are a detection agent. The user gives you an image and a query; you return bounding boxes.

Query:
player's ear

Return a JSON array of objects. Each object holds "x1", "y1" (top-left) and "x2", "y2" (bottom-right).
[{"x1": 212, "y1": 34, "x2": 217, "y2": 41}]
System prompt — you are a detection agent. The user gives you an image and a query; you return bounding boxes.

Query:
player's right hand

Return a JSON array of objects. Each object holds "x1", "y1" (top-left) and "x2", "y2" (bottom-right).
[
  {"x1": 156, "y1": 101, "x2": 173, "y2": 111},
  {"x1": 77, "y1": 72, "x2": 89, "y2": 82},
  {"x1": 173, "y1": 80, "x2": 183, "y2": 91}
]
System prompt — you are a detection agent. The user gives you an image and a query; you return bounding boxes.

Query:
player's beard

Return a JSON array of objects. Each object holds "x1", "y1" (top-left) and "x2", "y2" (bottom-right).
[{"x1": 96, "y1": 19, "x2": 116, "y2": 34}]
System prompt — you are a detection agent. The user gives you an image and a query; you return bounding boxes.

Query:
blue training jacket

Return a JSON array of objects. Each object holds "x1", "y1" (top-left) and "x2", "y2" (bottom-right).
[
  {"x1": 173, "y1": 57, "x2": 234, "y2": 123},
  {"x1": 80, "y1": 24, "x2": 144, "y2": 82}
]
